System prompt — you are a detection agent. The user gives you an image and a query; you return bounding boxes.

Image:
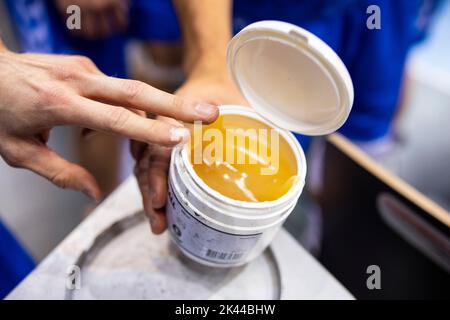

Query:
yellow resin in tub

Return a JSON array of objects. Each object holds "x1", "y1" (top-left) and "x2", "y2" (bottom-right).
[{"x1": 187, "y1": 114, "x2": 298, "y2": 202}]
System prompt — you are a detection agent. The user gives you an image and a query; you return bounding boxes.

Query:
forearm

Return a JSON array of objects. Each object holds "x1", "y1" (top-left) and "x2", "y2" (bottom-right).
[{"x1": 173, "y1": 0, "x2": 232, "y2": 77}]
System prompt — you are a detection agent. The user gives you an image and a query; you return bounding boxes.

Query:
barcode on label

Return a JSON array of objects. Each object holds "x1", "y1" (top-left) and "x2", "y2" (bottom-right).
[{"x1": 205, "y1": 249, "x2": 244, "y2": 261}]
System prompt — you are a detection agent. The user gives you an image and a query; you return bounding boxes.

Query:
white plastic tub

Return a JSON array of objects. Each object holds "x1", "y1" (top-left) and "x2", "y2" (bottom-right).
[{"x1": 167, "y1": 105, "x2": 306, "y2": 267}]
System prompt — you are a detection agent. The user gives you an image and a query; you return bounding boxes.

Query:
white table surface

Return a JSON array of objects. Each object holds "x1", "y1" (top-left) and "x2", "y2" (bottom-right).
[{"x1": 7, "y1": 177, "x2": 353, "y2": 300}]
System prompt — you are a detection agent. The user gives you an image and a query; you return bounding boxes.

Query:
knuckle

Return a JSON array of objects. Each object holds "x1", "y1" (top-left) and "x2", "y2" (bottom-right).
[
  {"x1": 50, "y1": 170, "x2": 69, "y2": 189},
  {"x1": 38, "y1": 84, "x2": 71, "y2": 106},
  {"x1": 49, "y1": 63, "x2": 80, "y2": 81},
  {"x1": 122, "y1": 80, "x2": 145, "y2": 102},
  {"x1": 49, "y1": 162, "x2": 86, "y2": 190},
  {"x1": 133, "y1": 164, "x2": 145, "y2": 180},
  {"x1": 144, "y1": 120, "x2": 158, "y2": 139},
  {"x1": 170, "y1": 95, "x2": 184, "y2": 111},
  {"x1": 3, "y1": 149, "x2": 25, "y2": 168},
  {"x1": 72, "y1": 55, "x2": 95, "y2": 70},
  {"x1": 106, "y1": 107, "x2": 131, "y2": 131}
]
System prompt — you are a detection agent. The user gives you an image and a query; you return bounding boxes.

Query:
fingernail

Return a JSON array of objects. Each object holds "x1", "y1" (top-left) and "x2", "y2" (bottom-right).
[
  {"x1": 170, "y1": 127, "x2": 190, "y2": 144},
  {"x1": 195, "y1": 103, "x2": 217, "y2": 117}
]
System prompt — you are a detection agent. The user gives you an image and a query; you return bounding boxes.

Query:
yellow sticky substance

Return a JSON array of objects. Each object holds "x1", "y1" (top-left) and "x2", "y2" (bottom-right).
[{"x1": 187, "y1": 114, "x2": 298, "y2": 202}]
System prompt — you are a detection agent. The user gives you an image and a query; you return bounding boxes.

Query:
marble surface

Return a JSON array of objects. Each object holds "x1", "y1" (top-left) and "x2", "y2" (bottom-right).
[{"x1": 7, "y1": 177, "x2": 353, "y2": 300}]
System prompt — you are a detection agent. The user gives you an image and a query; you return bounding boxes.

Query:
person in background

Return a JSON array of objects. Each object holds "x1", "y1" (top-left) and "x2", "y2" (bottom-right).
[
  {"x1": 6, "y1": 0, "x2": 182, "y2": 77},
  {"x1": 172, "y1": 0, "x2": 438, "y2": 142}
]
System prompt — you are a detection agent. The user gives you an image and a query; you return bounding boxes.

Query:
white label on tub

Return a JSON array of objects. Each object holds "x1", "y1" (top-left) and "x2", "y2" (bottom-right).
[{"x1": 167, "y1": 181, "x2": 262, "y2": 265}]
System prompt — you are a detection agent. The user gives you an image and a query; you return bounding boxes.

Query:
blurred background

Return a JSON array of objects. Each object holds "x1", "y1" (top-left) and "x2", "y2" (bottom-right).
[{"x1": 0, "y1": 0, "x2": 449, "y2": 299}]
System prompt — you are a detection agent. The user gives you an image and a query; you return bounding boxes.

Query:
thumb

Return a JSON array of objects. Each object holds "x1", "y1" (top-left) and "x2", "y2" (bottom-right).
[{"x1": 21, "y1": 143, "x2": 102, "y2": 201}]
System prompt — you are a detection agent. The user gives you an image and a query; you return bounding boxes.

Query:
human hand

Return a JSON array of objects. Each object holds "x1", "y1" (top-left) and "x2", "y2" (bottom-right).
[
  {"x1": 176, "y1": 66, "x2": 247, "y2": 106},
  {"x1": 131, "y1": 116, "x2": 179, "y2": 234},
  {"x1": 55, "y1": 0, "x2": 130, "y2": 39},
  {"x1": 0, "y1": 47, "x2": 218, "y2": 200},
  {"x1": 134, "y1": 64, "x2": 246, "y2": 234}
]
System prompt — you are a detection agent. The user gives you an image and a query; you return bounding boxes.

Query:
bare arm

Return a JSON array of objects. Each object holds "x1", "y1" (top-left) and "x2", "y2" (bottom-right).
[
  {"x1": 173, "y1": 0, "x2": 232, "y2": 76},
  {"x1": 171, "y1": 0, "x2": 245, "y2": 105}
]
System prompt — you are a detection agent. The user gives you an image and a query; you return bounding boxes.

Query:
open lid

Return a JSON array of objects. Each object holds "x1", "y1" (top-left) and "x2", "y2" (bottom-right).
[{"x1": 227, "y1": 21, "x2": 354, "y2": 135}]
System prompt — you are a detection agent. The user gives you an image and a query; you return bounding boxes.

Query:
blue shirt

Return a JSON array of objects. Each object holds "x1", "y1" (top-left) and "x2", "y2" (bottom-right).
[
  {"x1": 231, "y1": 0, "x2": 430, "y2": 141},
  {"x1": 0, "y1": 221, "x2": 35, "y2": 298}
]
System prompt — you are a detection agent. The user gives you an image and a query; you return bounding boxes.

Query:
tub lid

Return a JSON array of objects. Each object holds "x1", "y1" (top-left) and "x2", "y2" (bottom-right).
[{"x1": 227, "y1": 20, "x2": 354, "y2": 135}]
